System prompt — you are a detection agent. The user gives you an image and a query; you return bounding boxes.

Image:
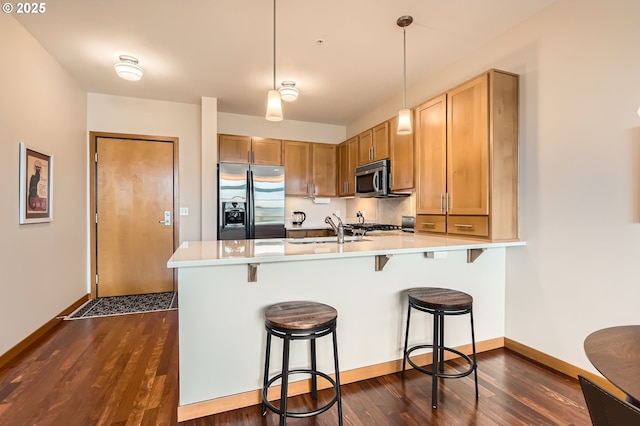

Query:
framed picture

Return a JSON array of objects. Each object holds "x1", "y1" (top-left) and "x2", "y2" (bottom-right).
[{"x1": 19, "y1": 142, "x2": 53, "y2": 224}]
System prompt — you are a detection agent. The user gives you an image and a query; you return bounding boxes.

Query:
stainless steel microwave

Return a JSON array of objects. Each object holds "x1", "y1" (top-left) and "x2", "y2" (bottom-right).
[{"x1": 355, "y1": 159, "x2": 409, "y2": 198}]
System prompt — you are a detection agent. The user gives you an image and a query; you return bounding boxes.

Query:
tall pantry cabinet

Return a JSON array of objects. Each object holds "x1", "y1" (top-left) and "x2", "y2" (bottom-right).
[{"x1": 415, "y1": 69, "x2": 518, "y2": 240}]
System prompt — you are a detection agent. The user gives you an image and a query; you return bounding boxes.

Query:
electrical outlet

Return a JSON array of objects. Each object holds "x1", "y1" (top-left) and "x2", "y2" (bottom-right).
[{"x1": 180, "y1": 207, "x2": 189, "y2": 216}]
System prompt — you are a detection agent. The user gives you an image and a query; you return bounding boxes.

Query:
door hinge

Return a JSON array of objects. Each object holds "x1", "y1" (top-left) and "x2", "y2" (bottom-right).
[{"x1": 95, "y1": 213, "x2": 98, "y2": 224}]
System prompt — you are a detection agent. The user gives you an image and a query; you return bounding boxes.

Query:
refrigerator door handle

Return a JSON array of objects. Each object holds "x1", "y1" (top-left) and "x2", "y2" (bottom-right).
[{"x1": 248, "y1": 169, "x2": 256, "y2": 238}]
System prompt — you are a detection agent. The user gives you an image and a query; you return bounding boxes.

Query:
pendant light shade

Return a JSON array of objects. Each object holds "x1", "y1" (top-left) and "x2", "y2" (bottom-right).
[
  {"x1": 396, "y1": 15, "x2": 413, "y2": 135},
  {"x1": 265, "y1": 0, "x2": 284, "y2": 121},
  {"x1": 114, "y1": 55, "x2": 143, "y2": 81},
  {"x1": 397, "y1": 108, "x2": 412, "y2": 135},
  {"x1": 266, "y1": 89, "x2": 283, "y2": 121}
]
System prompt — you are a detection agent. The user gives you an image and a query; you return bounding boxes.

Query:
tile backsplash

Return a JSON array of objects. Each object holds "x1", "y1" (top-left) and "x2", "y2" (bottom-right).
[{"x1": 286, "y1": 193, "x2": 415, "y2": 227}]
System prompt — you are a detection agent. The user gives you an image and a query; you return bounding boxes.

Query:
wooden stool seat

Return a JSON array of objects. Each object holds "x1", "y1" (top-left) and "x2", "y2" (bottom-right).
[
  {"x1": 265, "y1": 301, "x2": 338, "y2": 331},
  {"x1": 262, "y1": 301, "x2": 343, "y2": 426},
  {"x1": 402, "y1": 287, "x2": 478, "y2": 408},
  {"x1": 408, "y1": 287, "x2": 473, "y2": 311}
]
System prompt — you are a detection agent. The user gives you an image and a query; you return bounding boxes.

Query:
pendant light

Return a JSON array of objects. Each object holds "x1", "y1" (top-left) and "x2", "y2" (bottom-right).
[
  {"x1": 396, "y1": 15, "x2": 413, "y2": 135},
  {"x1": 265, "y1": 0, "x2": 283, "y2": 121}
]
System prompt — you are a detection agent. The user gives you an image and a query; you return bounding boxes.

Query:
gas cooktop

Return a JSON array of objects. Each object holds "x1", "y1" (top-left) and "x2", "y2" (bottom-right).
[{"x1": 346, "y1": 223, "x2": 402, "y2": 231}]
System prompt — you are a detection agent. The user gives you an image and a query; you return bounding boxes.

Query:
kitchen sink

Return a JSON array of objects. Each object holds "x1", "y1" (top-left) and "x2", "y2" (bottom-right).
[{"x1": 285, "y1": 236, "x2": 370, "y2": 245}]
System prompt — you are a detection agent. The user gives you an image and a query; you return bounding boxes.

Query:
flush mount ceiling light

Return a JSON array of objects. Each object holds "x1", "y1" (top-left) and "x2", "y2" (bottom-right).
[
  {"x1": 265, "y1": 0, "x2": 283, "y2": 121},
  {"x1": 114, "y1": 55, "x2": 143, "y2": 81},
  {"x1": 396, "y1": 15, "x2": 413, "y2": 135},
  {"x1": 279, "y1": 81, "x2": 299, "y2": 102}
]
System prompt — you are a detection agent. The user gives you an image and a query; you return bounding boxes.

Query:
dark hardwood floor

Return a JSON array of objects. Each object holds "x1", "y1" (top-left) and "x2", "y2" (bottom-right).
[{"x1": 0, "y1": 310, "x2": 591, "y2": 425}]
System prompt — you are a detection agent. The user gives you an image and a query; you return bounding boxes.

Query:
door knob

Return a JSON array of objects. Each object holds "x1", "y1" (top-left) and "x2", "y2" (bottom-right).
[{"x1": 159, "y1": 210, "x2": 171, "y2": 225}]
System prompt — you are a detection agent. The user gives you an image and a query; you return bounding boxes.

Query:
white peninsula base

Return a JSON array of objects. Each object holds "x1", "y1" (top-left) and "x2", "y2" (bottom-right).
[{"x1": 169, "y1": 235, "x2": 524, "y2": 421}]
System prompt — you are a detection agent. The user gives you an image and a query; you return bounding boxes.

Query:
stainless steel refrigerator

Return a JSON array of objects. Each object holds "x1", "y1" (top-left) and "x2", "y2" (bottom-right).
[{"x1": 217, "y1": 163, "x2": 286, "y2": 240}]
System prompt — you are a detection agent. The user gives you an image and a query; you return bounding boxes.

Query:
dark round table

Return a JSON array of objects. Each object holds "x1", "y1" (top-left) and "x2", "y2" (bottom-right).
[{"x1": 584, "y1": 325, "x2": 640, "y2": 407}]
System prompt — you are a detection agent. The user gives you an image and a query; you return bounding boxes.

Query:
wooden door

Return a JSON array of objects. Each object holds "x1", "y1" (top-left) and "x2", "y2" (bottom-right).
[
  {"x1": 283, "y1": 140, "x2": 311, "y2": 196},
  {"x1": 447, "y1": 74, "x2": 489, "y2": 215},
  {"x1": 389, "y1": 114, "x2": 414, "y2": 191},
  {"x1": 92, "y1": 134, "x2": 178, "y2": 297},
  {"x1": 311, "y1": 143, "x2": 337, "y2": 197},
  {"x1": 251, "y1": 137, "x2": 282, "y2": 165},
  {"x1": 218, "y1": 134, "x2": 250, "y2": 163},
  {"x1": 415, "y1": 94, "x2": 447, "y2": 215},
  {"x1": 372, "y1": 121, "x2": 389, "y2": 161}
]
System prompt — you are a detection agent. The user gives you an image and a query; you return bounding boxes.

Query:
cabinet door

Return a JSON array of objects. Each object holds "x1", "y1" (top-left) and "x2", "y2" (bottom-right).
[
  {"x1": 311, "y1": 143, "x2": 337, "y2": 197},
  {"x1": 338, "y1": 136, "x2": 358, "y2": 196},
  {"x1": 218, "y1": 134, "x2": 251, "y2": 163},
  {"x1": 284, "y1": 140, "x2": 311, "y2": 196},
  {"x1": 389, "y1": 114, "x2": 414, "y2": 191},
  {"x1": 372, "y1": 121, "x2": 389, "y2": 161},
  {"x1": 251, "y1": 138, "x2": 282, "y2": 165},
  {"x1": 415, "y1": 94, "x2": 447, "y2": 215},
  {"x1": 346, "y1": 136, "x2": 358, "y2": 195},
  {"x1": 447, "y1": 74, "x2": 489, "y2": 215},
  {"x1": 338, "y1": 142, "x2": 348, "y2": 196},
  {"x1": 357, "y1": 129, "x2": 372, "y2": 165}
]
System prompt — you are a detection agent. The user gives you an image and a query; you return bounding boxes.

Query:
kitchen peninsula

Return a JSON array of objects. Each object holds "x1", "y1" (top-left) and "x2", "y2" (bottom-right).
[{"x1": 168, "y1": 234, "x2": 525, "y2": 421}]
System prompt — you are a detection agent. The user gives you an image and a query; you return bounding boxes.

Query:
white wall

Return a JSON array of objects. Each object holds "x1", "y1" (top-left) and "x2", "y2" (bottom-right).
[
  {"x1": 218, "y1": 112, "x2": 345, "y2": 143},
  {"x1": 350, "y1": 0, "x2": 640, "y2": 374},
  {"x1": 0, "y1": 16, "x2": 87, "y2": 355}
]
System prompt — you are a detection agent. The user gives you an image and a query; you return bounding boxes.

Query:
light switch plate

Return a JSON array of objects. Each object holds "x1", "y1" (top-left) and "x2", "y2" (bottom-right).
[{"x1": 180, "y1": 207, "x2": 189, "y2": 216}]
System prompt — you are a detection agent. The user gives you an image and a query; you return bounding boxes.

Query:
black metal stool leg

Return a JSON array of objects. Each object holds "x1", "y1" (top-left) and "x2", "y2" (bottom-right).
[
  {"x1": 432, "y1": 310, "x2": 440, "y2": 408},
  {"x1": 439, "y1": 311, "x2": 445, "y2": 373},
  {"x1": 470, "y1": 308, "x2": 479, "y2": 398},
  {"x1": 262, "y1": 332, "x2": 272, "y2": 415},
  {"x1": 310, "y1": 336, "x2": 318, "y2": 400},
  {"x1": 280, "y1": 336, "x2": 291, "y2": 426},
  {"x1": 332, "y1": 329, "x2": 343, "y2": 426},
  {"x1": 402, "y1": 302, "x2": 412, "y2": 378}
]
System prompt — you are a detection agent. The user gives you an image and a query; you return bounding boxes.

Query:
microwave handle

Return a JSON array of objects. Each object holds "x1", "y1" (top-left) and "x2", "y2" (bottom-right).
[{"x1": 373, "y1": 170, "x2": 380, "y2": 192}]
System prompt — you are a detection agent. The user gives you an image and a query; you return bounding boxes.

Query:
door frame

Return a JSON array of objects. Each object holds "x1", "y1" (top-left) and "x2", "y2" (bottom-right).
[{"x1": 89, "y1": 131, "x2": 180, "y2": 299}]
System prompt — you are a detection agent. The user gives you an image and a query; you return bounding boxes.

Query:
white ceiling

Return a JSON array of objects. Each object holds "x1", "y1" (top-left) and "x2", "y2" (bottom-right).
[{"x1": 14, "y1": 0, "x2": 556, "y2": 126}]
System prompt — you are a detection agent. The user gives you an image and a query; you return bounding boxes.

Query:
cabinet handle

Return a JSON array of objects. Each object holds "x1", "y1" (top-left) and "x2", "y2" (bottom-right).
[
  {"x1": 247, "y1": 151, "x2": 251, "y2": 163},
  {"x1": 454, "y1": 224, "x2": 473, "y2": 228},
  {"x1": 421, "y1": 222, "x2": 435, "y2": 227},
  {"x1": 439, "y1": 194, "x2": 443, "y2": 212},
  {"x1": 445, "y1": 193, "x2": 450, "y2": 213}
]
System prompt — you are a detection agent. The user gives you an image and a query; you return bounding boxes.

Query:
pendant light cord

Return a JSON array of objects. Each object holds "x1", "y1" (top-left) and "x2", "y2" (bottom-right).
[
  {"x1": 403, "y1": 26, "x2": 407, "y2": 109},
  {"x1": 272, "y1": 0, "x2": 277, "y2": 90}
]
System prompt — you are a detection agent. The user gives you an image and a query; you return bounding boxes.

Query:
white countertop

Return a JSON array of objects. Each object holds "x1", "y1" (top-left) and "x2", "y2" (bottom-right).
[{"x1": 168, "y1": 234, "x2": 526, "y2": 268}]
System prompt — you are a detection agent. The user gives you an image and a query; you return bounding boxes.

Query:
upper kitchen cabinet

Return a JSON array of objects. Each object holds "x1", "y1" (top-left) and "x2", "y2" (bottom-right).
[
  {"x1": 338, "y1": 136, "x2": 358, "y2": 196},
  {"x1": 284, "y1": 141, "x2": 337, "y2": 197},
  {"x1": 357, "y1": 121, "x2": 389, "y2": 165},
  {"x1": 218, "y1": 134, "x2": 282, "y2": 165},
  {"x1": 389, "y1": 114, "x2": 414, "y2": 191},
  {"x1": 415, "y1": 69, "x2": 518, "y2": 240},
  {"x1": 311, "y1": 143, "x2": 337, "y2": 197},
  {"x1": 415, "y1": 94, "x2": 447, "y2": 228},
  {"x1": 283, "y1": 140, "x2": 311, "y2": 196}
]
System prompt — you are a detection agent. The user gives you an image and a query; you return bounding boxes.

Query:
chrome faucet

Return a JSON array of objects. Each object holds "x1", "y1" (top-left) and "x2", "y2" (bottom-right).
[{"x1": 325, "y1": 214, "x2": 345, "y2": 244}]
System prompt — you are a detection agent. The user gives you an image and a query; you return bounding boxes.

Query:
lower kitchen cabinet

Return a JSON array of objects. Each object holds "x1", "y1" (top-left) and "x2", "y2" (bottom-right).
[{"x1": 286, "y1": 229, "x2": 335, "y2": 238}]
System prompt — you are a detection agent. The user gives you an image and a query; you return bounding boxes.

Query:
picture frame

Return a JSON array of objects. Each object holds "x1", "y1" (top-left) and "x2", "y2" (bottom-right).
[{"x1": 19, "y1": 142, "x2": 53, "y2": 224}]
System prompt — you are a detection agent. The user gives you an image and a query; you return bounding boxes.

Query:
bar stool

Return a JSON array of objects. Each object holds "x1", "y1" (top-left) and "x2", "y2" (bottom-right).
[
  {"x1": 262, "y1": 301, "x2": 343, "y2": 426},
  {"x1": 401, "y1": 287, "x2": 479, "y2": 408}
]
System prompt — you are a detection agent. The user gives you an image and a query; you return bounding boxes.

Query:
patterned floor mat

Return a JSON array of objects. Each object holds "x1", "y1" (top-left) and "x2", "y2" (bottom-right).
[{"x1": 66, "y1": 292, "x2": 178, "y2": 319}]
